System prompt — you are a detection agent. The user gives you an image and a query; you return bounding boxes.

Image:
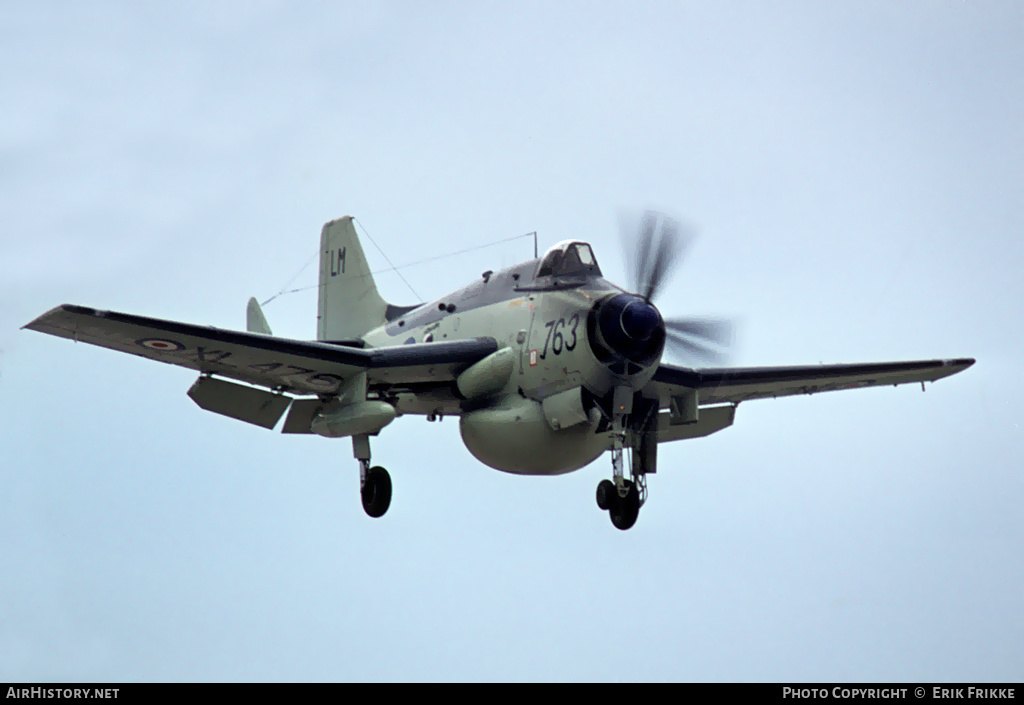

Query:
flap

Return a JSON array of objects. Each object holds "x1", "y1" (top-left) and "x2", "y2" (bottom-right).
[
  {"x1": 187, "y1": 376, "x2": 292, "y2": 429},
  {"x1": 657, "y1": 404, "x2": 736, "y2": 443},
  {"x1": 281, "y1": 398, "x2": 324, "y2": 434}
]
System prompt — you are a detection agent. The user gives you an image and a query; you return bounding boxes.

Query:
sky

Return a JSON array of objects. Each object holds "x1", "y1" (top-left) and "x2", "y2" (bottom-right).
[{"x1": 2, "y1": 0, "x2": 1022, "y2": 682}]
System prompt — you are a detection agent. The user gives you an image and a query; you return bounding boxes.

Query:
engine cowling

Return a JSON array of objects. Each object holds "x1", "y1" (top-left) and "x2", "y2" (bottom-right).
[{"x1": 587, "y1": 293, "x2": 666, "y2": 376}]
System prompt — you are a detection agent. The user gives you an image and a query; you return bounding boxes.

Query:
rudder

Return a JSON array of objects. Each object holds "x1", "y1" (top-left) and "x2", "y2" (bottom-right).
[{"x1": 317, "y1": 216, "x2": 389, "y2": 341}]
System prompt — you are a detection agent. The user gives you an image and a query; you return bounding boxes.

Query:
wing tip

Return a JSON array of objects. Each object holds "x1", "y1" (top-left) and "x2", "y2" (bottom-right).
[
  {"x1": 930, "y1": 357, "x2": 975, "y2": 382},
  {"x1": 23, "y1": 303, "x2": 106, "y2": 332},
  {"x1": 22, "y1": 303, "x2": 71, "y2": 331}
]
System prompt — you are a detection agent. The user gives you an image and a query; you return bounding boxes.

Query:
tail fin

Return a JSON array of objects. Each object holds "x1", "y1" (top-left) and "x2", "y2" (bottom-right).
[
  {"x1": 246, "y1": 297, "x2": 273, "y2": 335},
  {"x1": 317, "y1": 216, "x2": 390, "y2": 341}
]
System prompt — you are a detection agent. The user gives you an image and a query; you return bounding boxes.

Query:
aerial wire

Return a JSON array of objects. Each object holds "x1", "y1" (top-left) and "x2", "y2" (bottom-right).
[
  {"x1": 261, "y1": 227, "x2": 538, "y2": 307},
  {"x1": 259, "y1": 248, "x2": 319, "y2": 307}
]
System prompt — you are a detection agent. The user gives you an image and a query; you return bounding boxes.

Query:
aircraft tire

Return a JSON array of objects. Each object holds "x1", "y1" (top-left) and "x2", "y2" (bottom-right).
[
  {"x1": 596, "y1": 480, "x2": 615, "y2": 510},
  {"x1": 608, "y1": 480, "x2": 640, "y2": 531},
  {"x1": 361, "y1": 466, "x2": 392, "y2": 518}
]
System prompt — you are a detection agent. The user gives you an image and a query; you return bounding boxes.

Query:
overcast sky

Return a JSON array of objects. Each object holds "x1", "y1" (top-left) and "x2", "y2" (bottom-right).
[{"x1": 2, "y1": 0, "x2": 1022, "y2": 682}]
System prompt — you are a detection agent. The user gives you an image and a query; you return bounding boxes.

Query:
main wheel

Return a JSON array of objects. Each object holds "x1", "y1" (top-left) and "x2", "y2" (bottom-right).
[
  {"x1": 608, "y1": 480, "x2": 640, "y2": 531},
  {"x1": 596, "y1": 480, "x2": 615, "y2": 510},
  {"x1": 361, "y1": 466, "x2": 392, "y2": 518}
]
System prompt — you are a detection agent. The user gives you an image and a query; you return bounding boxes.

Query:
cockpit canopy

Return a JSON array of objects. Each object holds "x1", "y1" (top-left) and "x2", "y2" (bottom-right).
[{"x1": 536, "y1": 241, "x2": 602, "y2": 279}]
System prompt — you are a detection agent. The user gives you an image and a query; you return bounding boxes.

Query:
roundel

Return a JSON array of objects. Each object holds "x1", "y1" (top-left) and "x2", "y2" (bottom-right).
[{"x1": 136, "y1": 337, "x2": 185, "y2": 351}]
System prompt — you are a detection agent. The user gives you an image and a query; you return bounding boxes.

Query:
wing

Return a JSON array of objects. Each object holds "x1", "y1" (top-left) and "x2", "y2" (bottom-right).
[
  {"x1": 24, "y1": 304, "x2": 497, "y2": 397},
  {"x1": 651, "y1": 357, "x2": 975, "y2": 407}
]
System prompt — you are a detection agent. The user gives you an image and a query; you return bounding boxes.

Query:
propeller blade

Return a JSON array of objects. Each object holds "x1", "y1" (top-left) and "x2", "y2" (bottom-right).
[
  {"x1": 663, "y1": 316, "x2": 735, "y2": 364},
  {"x1": 626, "y1": 210, "x2": 690, "y2": 303},
  {"x1": 619, "y1": 209, "x2": 733, "y2": 364},
  {"x1": 641, "y1": 215, "x2": 679, "y2": 303},
  {"x1": 631, "y1": 211, "x2": 656, "y2": 297}
]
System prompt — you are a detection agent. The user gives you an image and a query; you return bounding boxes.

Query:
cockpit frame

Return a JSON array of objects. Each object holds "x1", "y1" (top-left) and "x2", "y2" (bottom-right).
[{"x1": 535, "y1": 241, "x2": 602, "y2": 280}]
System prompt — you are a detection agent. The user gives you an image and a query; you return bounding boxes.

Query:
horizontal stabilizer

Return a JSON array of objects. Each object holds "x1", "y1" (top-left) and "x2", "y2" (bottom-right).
[{"x1": 247, "y1": 297, "x2": 272, "y2": 335}]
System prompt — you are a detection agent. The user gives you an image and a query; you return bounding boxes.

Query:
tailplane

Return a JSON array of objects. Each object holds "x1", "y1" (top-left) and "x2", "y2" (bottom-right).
[
  {"x1": 317, "y1": 216, "x2": 401, "y2": 341},
  {"x1": 246, "y1": 297, "x2": 273, "y2": 335}
]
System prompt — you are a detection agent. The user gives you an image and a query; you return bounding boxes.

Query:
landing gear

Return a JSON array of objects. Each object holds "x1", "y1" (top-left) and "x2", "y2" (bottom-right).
[
  {"x1": 607, "y1": 479, "x2": 640, "y2": 531},
  {"x1": 354, "y1": 434, "x2": 392, "y2": 518},
  {"x1": 361, "y1": 466, "x2": 392, "y2": 518},
  {"x1": 596, "y1": 388, "x2": 650, "y2": 530},
  {"x1": 597, "y1": 475, "x2": 644, "y2": 530}
]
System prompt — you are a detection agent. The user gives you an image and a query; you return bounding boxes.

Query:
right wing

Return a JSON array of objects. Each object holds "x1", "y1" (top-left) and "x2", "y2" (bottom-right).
[{"x1": 24, "y1": 304, "x2": 497, "y2": 397}]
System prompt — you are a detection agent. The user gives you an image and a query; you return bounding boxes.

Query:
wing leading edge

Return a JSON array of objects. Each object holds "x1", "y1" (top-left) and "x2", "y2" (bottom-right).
[{"x1": 652, "y1": 357, "x2": 975, "y2": 407}]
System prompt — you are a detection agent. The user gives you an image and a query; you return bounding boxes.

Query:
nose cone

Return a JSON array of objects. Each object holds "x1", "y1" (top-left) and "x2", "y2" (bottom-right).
[
  {"x1": 589, "y1": 293, "x2": 666, "y2": 367},
  {"x1": 620, "y1": 299, "x2": 662, "y2": 342}
]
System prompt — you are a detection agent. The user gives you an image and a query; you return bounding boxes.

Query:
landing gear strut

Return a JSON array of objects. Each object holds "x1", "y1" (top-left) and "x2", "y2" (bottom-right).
[
  {"x1": 595, "y1": 388, "x2": 652, "y2": 531},
  {"x1": 354, "y1": 434, "x2": 391, "y2": 518},
  {"x1": 593, "y1": 387, "x2": 655, "y2": 532}
]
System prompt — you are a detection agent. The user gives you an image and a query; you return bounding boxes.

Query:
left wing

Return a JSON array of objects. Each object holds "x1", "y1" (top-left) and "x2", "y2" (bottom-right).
[
  {"x1": 651, "y1": 357, "x2": 975, "y2": 408},
  {"x1": 24, "y1": 304, "x2": 497, "y2": 397}
]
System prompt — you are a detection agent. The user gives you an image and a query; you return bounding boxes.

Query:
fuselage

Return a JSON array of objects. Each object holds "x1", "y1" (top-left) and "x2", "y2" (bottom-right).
[{"x1": 360, "y1": 242, "x2": 665, "y2": 475}]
